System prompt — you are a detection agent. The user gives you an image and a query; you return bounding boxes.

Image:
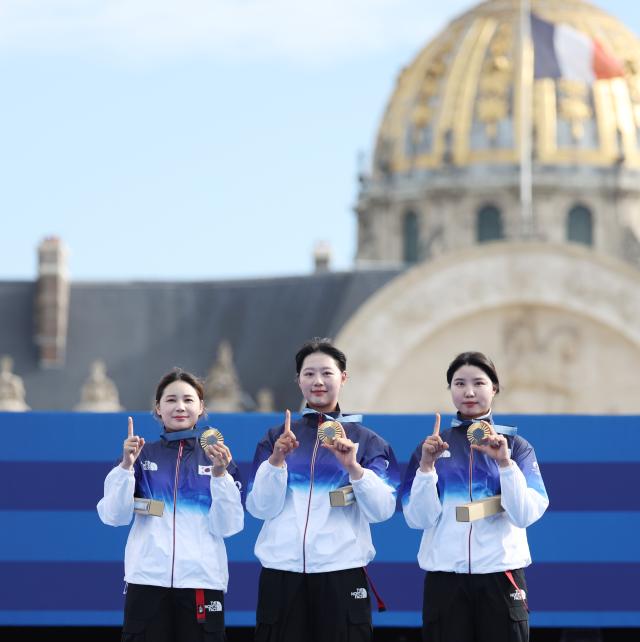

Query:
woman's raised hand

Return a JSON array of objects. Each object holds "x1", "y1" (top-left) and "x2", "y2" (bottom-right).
[
  {"x1": 419, "y1": 413, "x2": 449, "y2": 473},
  {"x1": 121, "y1": 416, "x2": 145, "y2": 470},
  {"x1": 268, "y1": 410, "x2": 299, "y2": 468}
]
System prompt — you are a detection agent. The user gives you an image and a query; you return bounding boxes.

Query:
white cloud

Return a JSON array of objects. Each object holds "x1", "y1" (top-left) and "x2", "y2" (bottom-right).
[{"x1": 0, "y1": 0, "x2": 475, "y2": 64}]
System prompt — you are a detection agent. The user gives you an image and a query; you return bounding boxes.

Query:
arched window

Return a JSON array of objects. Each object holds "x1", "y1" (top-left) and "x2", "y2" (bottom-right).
[
  {"x1": 477, "y1": 205, "x2": 503, "y2": 242},
  {"x1": 403, "y1": 210, "x2": 419, "y2": 264},
  {"x1": 567, "y1": 204, "x2": 593, "y2": 246}
]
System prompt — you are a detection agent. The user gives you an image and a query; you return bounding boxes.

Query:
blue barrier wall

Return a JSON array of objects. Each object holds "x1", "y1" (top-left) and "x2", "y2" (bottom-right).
[{"x1": 1, "y1": 411, "x2": 638, "y2": 628}]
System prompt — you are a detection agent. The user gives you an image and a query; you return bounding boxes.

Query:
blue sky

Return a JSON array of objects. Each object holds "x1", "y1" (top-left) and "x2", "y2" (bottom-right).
[{"x1": 3, "y1": 0, "x2": 640, "y2": 282}]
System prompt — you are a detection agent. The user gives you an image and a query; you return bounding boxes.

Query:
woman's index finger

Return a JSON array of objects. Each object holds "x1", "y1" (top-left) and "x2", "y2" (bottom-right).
[
  {"x1": 432, "y1": 412, "x2": 441, "y2": 436},
  {"x1": 284, "y1": 409, "x2": 291, "y2": 433},
  {"x1": 128, "y1": 416, "x2": 134, "y2": 438},
  {"x1": 486, "y1": 420, "x2": 498, "y2": 436}
]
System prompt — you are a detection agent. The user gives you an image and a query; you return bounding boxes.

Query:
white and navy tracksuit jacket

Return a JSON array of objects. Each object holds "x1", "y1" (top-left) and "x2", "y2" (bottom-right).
[
  {"x1": 97, "y1": 432, "x2": 244, "y2": 591},
  {"x1": 246, "y1": 411, "x2": 400, "y2": 573},
  {"x1": 401, "y1": 415, "x2": 549, "y2": 574}
]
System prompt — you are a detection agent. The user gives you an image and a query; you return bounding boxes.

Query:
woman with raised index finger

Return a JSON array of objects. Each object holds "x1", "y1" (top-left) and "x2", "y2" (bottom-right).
[
  {"x1": 246, "y1": 338, "x2": 400, "y2": 642},
  {"x1": 97, "y1": 368, "x2": 244, "y2": 642},
  {"x1": 401, "y1": 351, "x2": 549, "y2": 642}
]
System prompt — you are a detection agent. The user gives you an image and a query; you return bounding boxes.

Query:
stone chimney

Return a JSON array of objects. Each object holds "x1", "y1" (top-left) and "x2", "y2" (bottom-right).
[
  {"x1": 313, "y1": 241, "x2": 331, "y2": 273},
  {"x1": 35, "y1": 237, "x2": 69, "y2": 368}
]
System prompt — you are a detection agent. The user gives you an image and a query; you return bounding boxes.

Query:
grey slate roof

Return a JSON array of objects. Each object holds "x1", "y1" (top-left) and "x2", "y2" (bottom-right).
[{"x1": 0, "y1": 269, "x2": 402, "y2": 411}]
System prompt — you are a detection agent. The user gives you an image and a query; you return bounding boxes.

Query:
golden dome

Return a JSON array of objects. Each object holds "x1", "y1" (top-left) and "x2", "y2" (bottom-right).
[{"x1": 373, "y1": 0, "x2": 640, "y2": 177}]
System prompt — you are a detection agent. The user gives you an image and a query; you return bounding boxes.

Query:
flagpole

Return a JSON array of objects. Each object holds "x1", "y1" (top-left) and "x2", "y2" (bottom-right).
[{"x1": 519, "y1": 0, "x2": 534, "y2": 237}]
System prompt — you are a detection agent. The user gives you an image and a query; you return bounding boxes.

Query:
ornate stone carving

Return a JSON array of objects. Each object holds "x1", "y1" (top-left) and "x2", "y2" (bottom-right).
[
  {"x1": 75, "y1": 360, "x2": 123, "y2": 412},
  {"x1": 205, "y1": 341, "x2": 243, "y2": 412},
  {"x1": 338, "y1": 243, "x2": 640, "y2": 414},
  {"x1": 501, "y1": 310, "x2": 579, "y2": 412},
  {"x1": 256, "y1": 388, "x2": 275, "y2": 413},
  {"x1": 411, "y1": 53, "x2": 449, "y2": 132},
  {"x1": 0, "y1": 356, "x2": 30, "y2": 411},
  {"x1": 422, "y1": 225, "x2": 446, "y2": 260},
  {"x1": 476, "y1": 25, "x2": 513, "y2": 140},
  {"x1": 558, "y1": 80, "x2": 592, "y2": 141}
]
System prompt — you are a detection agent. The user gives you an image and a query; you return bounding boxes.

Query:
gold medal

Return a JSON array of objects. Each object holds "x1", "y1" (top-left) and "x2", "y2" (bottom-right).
[
  {"x1": 317, "y1": 420, "x2": 345, "y2": 444},
  {"x1": 466, "y1": 420, "x2": 491, "y2": 445},
  {"x1": 200, "y1": 428, "x2": 224, "y2": 451}
]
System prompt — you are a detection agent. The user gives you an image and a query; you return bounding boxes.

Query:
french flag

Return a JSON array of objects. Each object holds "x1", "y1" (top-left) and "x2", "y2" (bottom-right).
[{"x1": 531, "y1": 13, "x2": 624, "y2": 82}]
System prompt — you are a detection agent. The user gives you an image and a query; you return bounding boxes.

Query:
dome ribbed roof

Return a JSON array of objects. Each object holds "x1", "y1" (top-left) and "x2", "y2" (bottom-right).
[{"x1": 373, "y1": 0, "x2": 640, "y2": 178}]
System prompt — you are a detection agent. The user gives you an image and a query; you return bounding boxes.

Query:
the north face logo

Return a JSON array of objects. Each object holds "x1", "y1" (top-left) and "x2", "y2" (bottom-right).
[
  {"x1": 142, "y1": 460, "x2": 158, "y2": 471},
  {"x1": 205, "y1": 601, "x2": 223, "y2": 612},
  {"x1": 351, "y1": 588, "x2": 367, "y2": 599}
]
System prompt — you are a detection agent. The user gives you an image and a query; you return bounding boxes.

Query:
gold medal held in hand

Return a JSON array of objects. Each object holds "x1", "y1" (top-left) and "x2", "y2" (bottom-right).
[
  {"x1": 200, "y1": 428, "x2": 224, "y2": 451},
  {"x1": 466, "y1": 420, "x2": 491, "y2": 445},
  {"x1": 318, "y1": 420, "x2": 345, "y2": 445}
]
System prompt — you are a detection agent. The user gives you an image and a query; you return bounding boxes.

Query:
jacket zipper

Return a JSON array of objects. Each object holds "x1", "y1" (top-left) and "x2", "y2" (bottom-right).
[
  {"x1": 170, "y1": 440, "x2": 184, "y2": 587},
  {"x1": 301, "y1": 417, "x2": 322, "y2": 573},
  {"x1": 467, "y1": 447, "x2": 474, "y2": 574}
]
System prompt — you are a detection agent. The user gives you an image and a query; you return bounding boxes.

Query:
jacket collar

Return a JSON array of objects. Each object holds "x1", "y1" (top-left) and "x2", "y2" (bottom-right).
[{"x1": 301, "y1": 405, "x2": 363, "y2": 424}]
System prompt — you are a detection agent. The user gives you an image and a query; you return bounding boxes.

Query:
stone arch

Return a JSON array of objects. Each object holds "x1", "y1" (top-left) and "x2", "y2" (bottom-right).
[{"x1": 336, "y1": 243, "x2": 640, "y2": 413}]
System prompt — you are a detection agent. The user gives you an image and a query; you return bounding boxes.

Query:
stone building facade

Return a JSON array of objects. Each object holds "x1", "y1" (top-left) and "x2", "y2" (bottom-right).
[
  {"x1": 2, "y1": 0, "x2": 640, "y2": 415},
  {"x1": 339, "y1": 0, "x2": 640, "y2": 414}
]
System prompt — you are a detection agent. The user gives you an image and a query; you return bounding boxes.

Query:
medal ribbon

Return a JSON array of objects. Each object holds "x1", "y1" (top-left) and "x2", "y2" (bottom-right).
[
  {"x1": 301, "y1": 408, "x2": 363, "y2": 424},
  {"x1": 451, "y1": 415, "x2": 517, "y2": 436},
  {"x1": 160, "y1": 427, "x2": 205, "y2": 442}
]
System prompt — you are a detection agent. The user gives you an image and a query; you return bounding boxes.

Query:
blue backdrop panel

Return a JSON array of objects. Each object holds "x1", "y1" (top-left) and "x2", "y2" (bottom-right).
[{"x1": 0, "y1": 411, "x2": 638, "y2": 627}]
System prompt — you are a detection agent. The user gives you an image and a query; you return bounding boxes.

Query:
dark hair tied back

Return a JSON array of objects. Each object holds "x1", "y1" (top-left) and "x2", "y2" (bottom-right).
[
  {"x1": 155, "y1": 368, "x2": 205, "y2": 404},
  {"x1": 446, "y1": 351, "x2": 500, "y2": 392},
  {"x1": 295, "y1": 338, "x2": 347, "y2": 374}
]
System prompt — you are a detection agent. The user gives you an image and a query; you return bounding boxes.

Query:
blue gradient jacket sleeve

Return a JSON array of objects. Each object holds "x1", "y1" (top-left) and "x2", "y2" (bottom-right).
[
  {"x1": 208, "y1": 468, "x2": 244, "y2": 538},
  {"x1": 97, "y1": 464, "x2": 135, "y2": 526},
  {"x1": 245, "y1": 426, "x2": 288, "y2": 520},
  {"x1": 401, "y1": 446, "x2": 442, "y2": 530},
  {"x1": 500, "y1": 435, "x2": 549, "y2": 528},
  {"x1": 351, "y1": 432, "x2": 400, "y2": 523}
]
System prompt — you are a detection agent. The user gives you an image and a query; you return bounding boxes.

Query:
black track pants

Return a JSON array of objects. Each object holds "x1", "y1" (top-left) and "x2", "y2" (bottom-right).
[
  {"x1": 255, "y1": 567, "x2": 372, "y2": 642},
  {"x1": 121, "y1": 583, "x2": 227, "y2": 642},
  {"x1": 422, "y1": 569, "x2": 529, "y2": 642}
]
